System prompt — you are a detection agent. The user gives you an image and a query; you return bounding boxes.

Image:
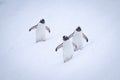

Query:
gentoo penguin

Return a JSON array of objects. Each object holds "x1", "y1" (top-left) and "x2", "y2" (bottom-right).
[
  {"x1": 29, "y1": 19, "x2": 50, "y2": 43},
  {"x1": 68, "y1": 26, "x2": 88, "y2": 50},
  {"x1": 55, "y1": 35, "x2": 77, "y2": 63}
]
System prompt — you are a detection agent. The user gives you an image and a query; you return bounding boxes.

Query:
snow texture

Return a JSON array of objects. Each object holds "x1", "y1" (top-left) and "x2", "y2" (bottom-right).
[{"x1": 0, "y1": 0, "x2": 120, "y2": 80}]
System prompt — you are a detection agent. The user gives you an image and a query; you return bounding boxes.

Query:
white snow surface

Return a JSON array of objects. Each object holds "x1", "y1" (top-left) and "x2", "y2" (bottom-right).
[{"x1": 0, "y1": 0, "x2": 120, "y2": 80}]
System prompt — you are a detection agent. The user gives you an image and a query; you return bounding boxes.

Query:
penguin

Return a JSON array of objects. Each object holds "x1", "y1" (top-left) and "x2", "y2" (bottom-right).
[
  {"x1": 29, "y1": 19, "x2": 50, "y2": 43},
  {"x1": 68, "y1": 26, "x2": 88, "y2": 50},
  {"x1": 55, "y1": 35, "x2": 77, "y2": 63}
]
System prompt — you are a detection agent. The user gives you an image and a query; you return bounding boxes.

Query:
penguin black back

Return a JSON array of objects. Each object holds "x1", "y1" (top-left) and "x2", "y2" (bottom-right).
[
  {"x1": 40, "y1": 19, "x2": 45, "y2": 24},
  {"x1": 76, "y1": 26, "x2": 81, "y2": 32},
  {"x1": 63, "y1": 36, "x2": 69, "y2": 41}
]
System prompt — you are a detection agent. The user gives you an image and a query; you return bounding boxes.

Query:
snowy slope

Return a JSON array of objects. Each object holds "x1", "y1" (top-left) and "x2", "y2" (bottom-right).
[{"x1": 0, "y1": 0, "x2": 120, "y2": 80}]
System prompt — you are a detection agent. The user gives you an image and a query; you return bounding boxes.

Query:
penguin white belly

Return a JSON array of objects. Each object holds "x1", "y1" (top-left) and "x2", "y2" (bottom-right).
[
  {"x1": 63, "y1": 40, "x2": 74, "y2": 62},
  {"x1": 36, "y1": 26, "x2": 46, "y2": 42},
  {"x1": 73, "y1": 33, "x2": 85, "y2": 50}
]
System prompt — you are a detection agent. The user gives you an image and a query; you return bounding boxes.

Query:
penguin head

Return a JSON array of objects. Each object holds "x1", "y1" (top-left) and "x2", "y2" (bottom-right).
[
  {"x1": 40, "y1": 19, "x2": 45, "y2": 24},
  {"x1": 76, "y1": 26, "x2": 81, "y2": 32},
  {"x1": 63, "y1": 35, "x2": 69, "y2": 41}
]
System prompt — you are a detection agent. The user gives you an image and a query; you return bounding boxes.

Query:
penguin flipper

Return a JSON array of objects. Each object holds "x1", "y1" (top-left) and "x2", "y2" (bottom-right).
[
  {"x1": 45, "y1": 26, "x2": 51, "y2": 33},
  {"x1": 29, "y1": 24, "x2": 37, "y2": 31},
  {"x1": 82, "y1": 33, "x2": 88, "y2": 42},
  {"x1": 55, "y1": 43, "x2": 63, "y2": 52},
  {"x1": 68, "y1": 32, "x2": 74, "y2": 39},
  {"x1": 72, "y1": 43, "x2": 77, "y2": 51}
]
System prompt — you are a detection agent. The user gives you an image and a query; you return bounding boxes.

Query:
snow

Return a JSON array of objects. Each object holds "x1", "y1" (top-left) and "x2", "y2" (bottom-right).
[{"x1": 0, "y1": 0, "x2": 120, "y2": 80}]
